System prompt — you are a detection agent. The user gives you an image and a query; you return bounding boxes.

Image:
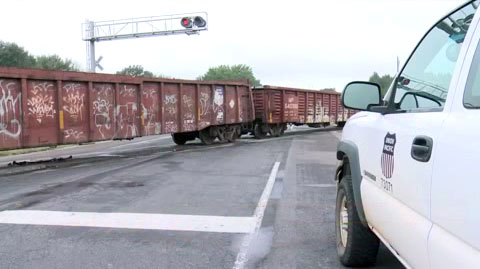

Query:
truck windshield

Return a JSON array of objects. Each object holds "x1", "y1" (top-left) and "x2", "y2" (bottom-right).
[{"x1": 394, "y1": 1, "x2": 479, "y2": 110}]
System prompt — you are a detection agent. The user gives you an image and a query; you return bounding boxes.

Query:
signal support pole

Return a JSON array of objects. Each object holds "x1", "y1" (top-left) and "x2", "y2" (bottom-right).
[
  {"x1": 85, "y1": 20, "x2": 96, "y2": 73},
  {"x1": 82, "y1": 12, "x2": 208, "y2": 73}
]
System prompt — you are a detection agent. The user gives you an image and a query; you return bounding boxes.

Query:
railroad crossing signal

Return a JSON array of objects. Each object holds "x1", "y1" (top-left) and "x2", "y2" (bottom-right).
[
  {"x1": 82, "y1": 12, "x2": 208, "y2": 73},
  {"x1": 180, "y1": 16, "x2": 207, "y2": 29},
  {"x1": 95, "y1": 56, "x2": 103, "y2": 71},
  {"x1": 181, "y1": 17, "x2": 193, "y2": 28}
]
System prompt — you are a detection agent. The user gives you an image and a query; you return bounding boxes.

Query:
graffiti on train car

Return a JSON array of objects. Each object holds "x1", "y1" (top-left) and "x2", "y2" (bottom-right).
[
  {"x1": 198, "y1": 88, "x2": 212, "y2": 129},
  {"x1": 64, "y1": 129, "x2": 85, "y2": 141},
  {"x1": 0, "y1": 67, "x2": 355, "y2": 150},
  {"x1": 28, "y1": 82, "x2": 56, "y2": 124},
  {"x1": 116, "y1": 85, "x2": 139, "y2": 138},
  {"x1": 213, "y1": 86, "x2": 224, "y2": 123},
  {"x1": 164, "y1": 91, "x2": 178, "y2": 133},
  {"x1": 182, "y1": 94, "x2": 195, "y2": 131},
  {"x1": 92, "y1": 85, "x2": 113, "y2": 139},
  {"x1": 62, "y1": 83, "x2": 85, "y2": 122},
  {"x1": 141, "y1": 87, "x2": 161, "y2": 136},
  {"x1": 0, "y1": 80, "x2": 21, "y2": 139},
  {"x1": 199, "y1": 92, "x2": 210, "y2": 116},
  {"x1": 119, "y1": 86, "x2": 136, "y2": 97},
  {"x1": 116, "y1": 102, "x2": 138, "y2": 137}
]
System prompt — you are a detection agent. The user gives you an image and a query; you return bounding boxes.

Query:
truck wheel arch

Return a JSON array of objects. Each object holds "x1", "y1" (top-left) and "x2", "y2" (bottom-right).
[{"x1": 336, "y1": 140, "x2": 368, "y2": 227}]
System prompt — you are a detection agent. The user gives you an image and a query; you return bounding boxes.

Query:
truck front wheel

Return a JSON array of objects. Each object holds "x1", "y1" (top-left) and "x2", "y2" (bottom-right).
[{"x1": 335, "y1": 167, "x2": 379, "y2": 266}]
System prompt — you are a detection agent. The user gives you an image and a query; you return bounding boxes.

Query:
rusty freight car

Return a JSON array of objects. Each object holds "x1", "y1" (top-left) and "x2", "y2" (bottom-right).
[
  {"x1": 0, "y1": 67, "x2": 253, "y2": 150},
  {"x1": 251, "y1": 86, "x2": 346, "y2": 138}
]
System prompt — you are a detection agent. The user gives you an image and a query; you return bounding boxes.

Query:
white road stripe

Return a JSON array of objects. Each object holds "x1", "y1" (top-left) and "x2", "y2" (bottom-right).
[
  {"x1": 233, "y1": 161, "x2": 281, "y2": 269},
  {"x1": 0, "y1": 210, "x2": 256, "y2": 234}
]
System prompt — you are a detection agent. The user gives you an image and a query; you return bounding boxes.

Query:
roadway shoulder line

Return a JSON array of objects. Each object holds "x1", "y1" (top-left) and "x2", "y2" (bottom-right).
[
  {"x1": 233, "y1": 161, "x2": 281, "y2": 269},
  {"x1": 0, "y1": 210, "x2": 256, "y2": 234}
]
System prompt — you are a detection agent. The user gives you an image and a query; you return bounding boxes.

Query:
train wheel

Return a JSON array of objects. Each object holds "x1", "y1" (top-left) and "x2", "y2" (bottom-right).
[
  {"x1": 199, "y1": 128, "x2": 215, "y2": 145},
  {"x1": 253, "y1": 123, "x2": 267, "y2": 139},
  {"x1": 216, "y1": 126, "x2": 226, "y2": 142},
  {"x1": 225, "y1": 126, "x2": 239, "y2": 143},
  {"x1": 280, "y1": 124, "x2": 287, "y2": 136},
  {"x1": 226, "y1": 131, "x2": 237, "y2": 142},
  {"x1": 271, "y1": 125, "x2": 281, "y2": 137},
  {"x1": 172, "y1": 133, "x2": 187, "y2": 145}
]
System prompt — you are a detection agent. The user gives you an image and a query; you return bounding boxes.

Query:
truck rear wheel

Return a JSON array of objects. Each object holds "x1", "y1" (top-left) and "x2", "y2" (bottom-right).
[{"x1": 336, "y1": 167, "x2": 379, "y2": 266}]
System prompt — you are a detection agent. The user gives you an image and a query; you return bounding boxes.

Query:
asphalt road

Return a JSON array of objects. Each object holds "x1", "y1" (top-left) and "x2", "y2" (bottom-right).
[{"x1": 0, "y1": 127, "x2": 404, "y2": 268}]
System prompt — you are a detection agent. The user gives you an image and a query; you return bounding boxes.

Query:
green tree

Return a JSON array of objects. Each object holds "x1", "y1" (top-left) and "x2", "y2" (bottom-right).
[
  {"x1": 369, "y1": 72, "x2": 394, "y2": 96},
  {"x1": 116, "y1": 65, "x2": 155, "y2": 78},
  {"x1": 0, "y1": 41, "x2": 36, "y2": 68},
  {"x1": 35, "y1": 54, "x2": 79, "y2": 71},
  {"x1": 197, "y1": 64, "x2": 261, "y2": 86}
]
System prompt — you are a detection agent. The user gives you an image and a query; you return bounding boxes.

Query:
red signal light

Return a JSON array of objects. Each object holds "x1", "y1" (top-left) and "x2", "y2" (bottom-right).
[{"x1": 181, "y1": 17, "x2": 192, "y2": 28}]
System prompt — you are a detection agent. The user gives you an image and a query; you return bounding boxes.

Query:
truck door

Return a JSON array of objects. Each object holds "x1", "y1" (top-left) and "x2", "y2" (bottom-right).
[
  {"x1": 360, "y1": 3, "x2": 477, "y2": 267},
  {"x1": 429, "y1": 4, "x2": 480, "y2": 267}
]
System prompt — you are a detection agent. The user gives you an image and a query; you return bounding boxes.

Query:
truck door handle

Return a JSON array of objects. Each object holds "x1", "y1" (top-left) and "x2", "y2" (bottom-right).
[{"x1": 411, "y1": 135, "x2": 433, "y2": 162}]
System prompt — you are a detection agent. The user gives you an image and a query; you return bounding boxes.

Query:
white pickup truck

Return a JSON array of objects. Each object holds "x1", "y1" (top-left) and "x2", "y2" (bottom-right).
[{"x1": 335, "y1": 1, "x2": 480, "y2": 268}]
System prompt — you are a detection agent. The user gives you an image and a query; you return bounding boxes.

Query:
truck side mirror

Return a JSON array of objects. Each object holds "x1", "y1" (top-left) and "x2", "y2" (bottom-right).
[{"x1": 342, "y1": 82, "x2": 382, "y2": 111}]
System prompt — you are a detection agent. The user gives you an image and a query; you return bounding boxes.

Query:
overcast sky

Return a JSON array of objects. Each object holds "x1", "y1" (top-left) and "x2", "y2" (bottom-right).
[{"x1": 0, "y1": 0, "x2": 467, "y2": 91}]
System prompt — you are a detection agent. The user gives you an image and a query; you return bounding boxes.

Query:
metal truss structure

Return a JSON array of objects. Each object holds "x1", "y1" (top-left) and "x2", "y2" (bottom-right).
[{"x1": 82, "y1": 12, "x2": 208, "y2": 72}]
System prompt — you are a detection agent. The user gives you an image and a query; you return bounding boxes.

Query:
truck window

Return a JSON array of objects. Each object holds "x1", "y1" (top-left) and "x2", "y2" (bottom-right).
[
  {"x1": 464, "y1": 35, "x2": 480, "y2": 108},
  {"x1": 394, "y1": 1, "x2": 478, "y2": 112}
]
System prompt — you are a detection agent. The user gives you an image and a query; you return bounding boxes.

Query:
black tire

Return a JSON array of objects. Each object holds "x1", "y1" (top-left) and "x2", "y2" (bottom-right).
[
  {"x1": 337, "y1": 122, "x2": 346, "y2": 128},
  {"x1": 336, "y1": 164, "x2": 379, "y2": 266},
  {"x1": 171, "y1": 133, "x2": 187, "y2": 145}
]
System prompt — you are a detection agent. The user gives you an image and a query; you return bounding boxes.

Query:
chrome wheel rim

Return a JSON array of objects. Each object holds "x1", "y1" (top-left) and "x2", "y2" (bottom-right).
[{"x1": 339, "y1": 196, "x2": 348, "y2": 247}]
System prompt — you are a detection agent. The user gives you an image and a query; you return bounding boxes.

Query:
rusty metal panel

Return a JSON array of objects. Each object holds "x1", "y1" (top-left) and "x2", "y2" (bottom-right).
[
  {"x1": 253, "y1": 86, "x2": 345, "y2": 126},
  {"x1": 91, "y1": 83, "x2": 115, "y2": 141},
  {"x1": 348, "y1": 108, "x2": 358, "y2": 118},
  {"x1": 61, "y1": 82, "x2": 88, "y2": 144},
  {"x1": 284, "y1": 91, "x2": 299, "y2": 123},
  {"x1": 198, "y1": 85, "x2": 213, "y2": 130},
  {"x1": 337, "y1": 96, "x2": 346, "y2": 123},
  {"x1": 116, "y1": 84, "x2": 140, "y2": 139},
  {"x1": 252, "y1": 90, "x2": 265, "y2": 121},
  {"x1": 267, "y1": 90, "x2": 281, "y2": 124},
  {"x1": 329, "y1": 93, "x2": 339, "y2": 123},
  {"x1": 213, "y1": 86, "x2": 225, "y2": 125},
  {"x1": 26, "y1": 80, "x2": 58, "y2": 147},
  {"x1": 0, "y1": 66, "x2": 253, "y2": 150},
  {"x1": 163, "y1": 83, "x2": 179, "y2": 133},
  {"x1": 297, "y1": 92, "x2": 306, "y2": 123},
  {"x1": 314, "y1": 93, "x2": 324, "y2": 123},
  {"x1": 181, "y1": 84, "x2": 196, "y2": 132},
  {"x1": 238, "y1": 86, "x2": 252, "y2": 123},
  {"x1": 225, "y1": 85, "x2": 237, "y2": 124},
  {"x1": 322, "y1": 93, "x2": 331, "y2": 123},
  {"x1": 0, "y1": 79, "x2": 22, "y2": 149},
  {"x1": 141, "y1": 83, "x2": 161, "y2": 136},
  {"x1": 306, "y1": 92, "x2": 314, "y2": 123}
]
